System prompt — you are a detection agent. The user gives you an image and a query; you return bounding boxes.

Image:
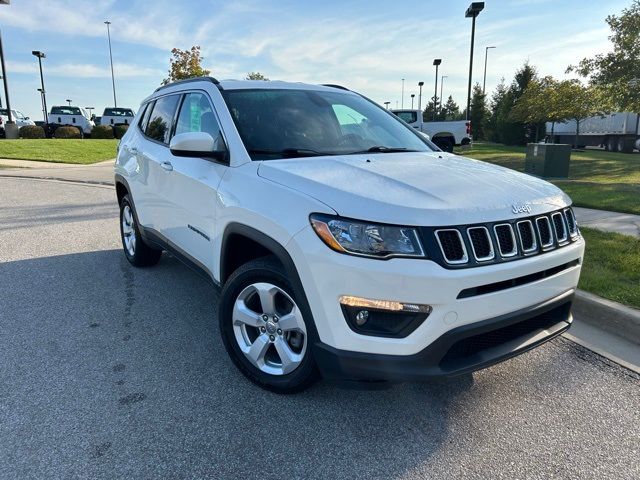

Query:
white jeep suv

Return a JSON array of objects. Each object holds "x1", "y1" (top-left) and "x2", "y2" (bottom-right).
[{"x1": 115, "y1": 77, "x2": 584, "y2": 393}]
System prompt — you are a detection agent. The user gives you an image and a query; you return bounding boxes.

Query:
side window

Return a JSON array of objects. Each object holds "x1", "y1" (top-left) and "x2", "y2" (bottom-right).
[
  {"x1": 145, "y1": 95, "x2": 180, "y2": 144},
  {"x1": 174, "y1": 92, "x2": 223, "y2": 144},
  {"x1": 139, "y1": 102, "x2": 154, "y2": 132}
]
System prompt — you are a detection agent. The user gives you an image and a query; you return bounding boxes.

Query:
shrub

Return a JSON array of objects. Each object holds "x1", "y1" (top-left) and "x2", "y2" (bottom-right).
[
  {"x1": 113, "y1": 124, "x2": 129, "y2": 139},
  {"x1": 91, "y1": 125, "x2": 115, "y2": 139},
  {"x1": 53, "y1": 126, "x2": 82, "y2": 139},
  {"x1": 19, "y1": 125, "x2": 46, "y2": 139}
]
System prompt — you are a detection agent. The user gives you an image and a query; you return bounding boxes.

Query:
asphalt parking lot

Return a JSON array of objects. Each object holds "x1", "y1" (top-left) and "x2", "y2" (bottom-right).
[{"x1": 1, "y1": 176, "x2": 639, "y2": 480}]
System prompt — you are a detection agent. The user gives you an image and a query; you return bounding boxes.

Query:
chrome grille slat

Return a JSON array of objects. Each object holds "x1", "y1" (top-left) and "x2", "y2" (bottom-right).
[
  {"x1": 466, "y1": 226, "x2": 495, "y2": 261},
  {"x1": 435, "y1": 229, "x2": 468, "y2": 264},
  {"x1": 551, "y1": 212, "x2": 568, "y2": 244},
  {"x1": 493, "y1": 223, "x2": 518, "y2": 257},
  {"x1": 564, "y1": 208, "x2": 578, "y2": 237},
  {"x1": 535, "y1": 216, "x2": 554, "y2": 249},
  {"x1": 516, "y1": 220, "x2": 537, "y2": 253}
]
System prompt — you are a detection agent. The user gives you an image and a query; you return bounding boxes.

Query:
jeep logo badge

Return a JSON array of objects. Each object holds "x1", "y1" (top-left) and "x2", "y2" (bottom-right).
[{"x1": 512, "y1": 203, "x2": 532, "y2": 214}]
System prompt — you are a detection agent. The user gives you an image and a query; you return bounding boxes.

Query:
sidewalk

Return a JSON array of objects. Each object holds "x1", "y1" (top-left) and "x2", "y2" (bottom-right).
[
  {"x1": 573, "y1": 207, "x2": 640, "y2": 238},
  {"x1": 0, "y1": 158, "x2": 114, "y2": 185}
]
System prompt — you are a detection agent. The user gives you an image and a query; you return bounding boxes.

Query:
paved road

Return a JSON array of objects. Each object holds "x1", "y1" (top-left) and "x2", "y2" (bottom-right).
[{"x1": 1, "y1": 176, "x2": 639, "y2": 480}]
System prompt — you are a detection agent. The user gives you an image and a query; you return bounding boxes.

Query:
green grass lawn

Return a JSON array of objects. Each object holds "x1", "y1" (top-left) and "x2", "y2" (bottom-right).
[
  {"x1": 457, "y1": 143, "x2": 640, "y2": 215},
  {"x1": 0, "y1": 139, "x2": 118, "y2": 164},
  {"x1": 578, "y1": 228, "x2": 640, "y2": 309}
]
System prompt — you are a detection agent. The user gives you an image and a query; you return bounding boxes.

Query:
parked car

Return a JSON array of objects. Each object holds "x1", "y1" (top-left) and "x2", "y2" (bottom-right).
[
  {"x1": 391, "y1": 109, "x2": 471, "y2": 152},
  {"x1": 115, "y1": 78, "x2": 584, "y2": 393},
  {"x1": 48, "y1": 106, "x2": 94, "y2": 136},
  {"x1": 101, "y1": 107, "x2": 135, "y2": 127},
  {"x1": 0, "y1": 108, "x2": 36, "y2": 136}
]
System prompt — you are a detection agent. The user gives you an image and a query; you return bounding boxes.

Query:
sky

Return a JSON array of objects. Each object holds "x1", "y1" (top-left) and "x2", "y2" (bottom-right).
[{"x1": 0, "y1": 0, "x2": 628, "y2": 121}]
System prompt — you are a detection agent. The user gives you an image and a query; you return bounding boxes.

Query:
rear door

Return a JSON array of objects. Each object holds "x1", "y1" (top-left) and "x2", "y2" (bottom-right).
[
  {"x1": 135, "y1": 94, "x2": 181, "y2": 231},
  {"x1": 154, "y1": 91, "x2": 228, "y2": 273}
]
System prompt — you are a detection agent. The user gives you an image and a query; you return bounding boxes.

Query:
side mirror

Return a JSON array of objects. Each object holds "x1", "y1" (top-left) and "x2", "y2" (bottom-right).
[
  {"x1": 25, "y1": 117, "x2": 30, "y2": 120},
  {"x1": 170, "y1": 131, "x2": 228, "y2": 161}
]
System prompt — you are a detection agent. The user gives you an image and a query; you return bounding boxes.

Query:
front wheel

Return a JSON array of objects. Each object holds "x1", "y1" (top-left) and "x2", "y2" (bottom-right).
[{"x1": 219, "y1": 257, "x2": 318, "y2": 393}]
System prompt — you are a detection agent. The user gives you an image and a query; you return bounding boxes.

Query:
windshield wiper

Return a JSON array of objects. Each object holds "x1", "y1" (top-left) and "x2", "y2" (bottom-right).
[
  {"x1": 344, "y1": 146, "x2": 419, "y2": 155},
  {"x1": 248, "y1": 148, "x2": 331, "y2": 158}
]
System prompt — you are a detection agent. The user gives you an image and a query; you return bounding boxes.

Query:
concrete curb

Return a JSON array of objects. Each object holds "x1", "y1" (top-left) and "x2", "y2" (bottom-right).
[{"x1": 573, "y1": 290, "x2": 640, "y2": 345}]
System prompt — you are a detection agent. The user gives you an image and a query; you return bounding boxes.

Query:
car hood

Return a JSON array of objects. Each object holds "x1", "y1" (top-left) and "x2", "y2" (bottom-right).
[{"x1": 257, "y1": 152, "x2": 571, "y2": 226}]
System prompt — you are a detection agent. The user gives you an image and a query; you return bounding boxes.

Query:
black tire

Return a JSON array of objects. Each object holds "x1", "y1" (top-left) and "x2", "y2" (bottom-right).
[
  {"x1": 119, "y1": 195, "x2": 162, "y2": 267},
  {"x1": 436, "y1": 138, "x2": 454, "y2": 152},
  {"x1": 219, "y1": 256, "x2": 319, "y2": 393},
  {"x1": 607, "y1": 136, "x2": 619, "y2": 152}
]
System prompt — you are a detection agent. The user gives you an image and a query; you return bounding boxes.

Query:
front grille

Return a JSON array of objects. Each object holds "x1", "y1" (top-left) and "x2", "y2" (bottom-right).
[
  {"x1": 494, "y1": 224, "x2": 517, "y2": 257},
  {"x1": 467, "y1": 227, "x2": 494, "y2": 261},
  {"x1": 425, "y1": 207, "x2": 580, "y2": 268},
  {"x1": 435, "y1": 229, "x2": 468, "y2": 264},
  {"x1": 536, "y1": 216, "x2": 553, "y2": 248},
  {"x1": 552, "y1": 212, "x2": 568, "y2": 243}
]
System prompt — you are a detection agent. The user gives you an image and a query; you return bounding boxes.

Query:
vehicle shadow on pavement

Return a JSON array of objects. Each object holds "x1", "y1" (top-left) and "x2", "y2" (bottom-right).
[
  {"x1": 0, "y1": 248, "x2": 474, "y2": 478},
  {"x1": 2, "y1": 249, "x2": 638, "y2": 479}
]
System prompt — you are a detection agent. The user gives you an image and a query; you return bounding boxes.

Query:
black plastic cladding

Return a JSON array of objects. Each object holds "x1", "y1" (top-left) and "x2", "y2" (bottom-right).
[{"x1": 419, "y1": 208, "x2": 580, "y2": 269}]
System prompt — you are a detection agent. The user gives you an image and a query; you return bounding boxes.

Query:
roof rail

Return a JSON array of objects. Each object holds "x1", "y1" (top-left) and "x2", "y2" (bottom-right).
[
  {"x1": 321, "y1": 83, "x2": 350, "y2": 91},
  {"x1": 154, "y1": 76, "x2": 221, "y2": 93}
]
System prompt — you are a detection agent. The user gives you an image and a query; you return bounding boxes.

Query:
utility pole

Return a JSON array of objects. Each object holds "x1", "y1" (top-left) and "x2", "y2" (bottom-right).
[
  {"x1": 483, "y1": 46, "x2": 496, "y2": 94},
  {"x1": 105, "y1": 20, "x2": 117, "y2": 107}
]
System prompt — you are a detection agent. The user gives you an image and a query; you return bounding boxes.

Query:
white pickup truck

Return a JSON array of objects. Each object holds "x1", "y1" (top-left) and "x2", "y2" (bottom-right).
[
  {"x1": 101, "y1": 107, "x2": 136, "y2": 127},
  {"x1": 0, "y1": 109, "x2": 35, "y2": 136},
  {"x1": 391, "y1": 109, "x2": 471, "y2": 152},
  {"x1": 48, "y1": 106, "x2": 95, "y2": 136}
]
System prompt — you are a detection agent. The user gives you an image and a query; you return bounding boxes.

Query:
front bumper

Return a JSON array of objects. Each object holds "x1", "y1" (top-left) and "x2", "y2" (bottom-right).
[{"x1": 313, "y1": 290, "x2": 573, "y2": 382}]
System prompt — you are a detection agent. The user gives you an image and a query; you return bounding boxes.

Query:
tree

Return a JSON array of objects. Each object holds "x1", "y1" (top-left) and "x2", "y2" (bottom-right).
[
  {"x1": 568, "y1": 1, "x2": 640, "y2": 113},
  {"x1": 442, "y1": 95, "x2": 462, "y2": 121},
  {"x1": 510, "y1": 76, "x2": 561, "y2": 141},
  {"x1": 162, "y1": 46, "x2": 210, "y2": 85},
  {"x1": 495, "y1": 62, "x2": 540, "y2": 145},
  {"x1": 422, "y1": 98, "x2": 440, "y2": 122},
  {"x1": 469, "y1": 83, "x2": 488, "y2": 140},
  {"x1": 551, "y1": 80, "x2": 610, "y2": 147},
  {"x1": 246, "y1": 72, "x2": 269, "y2": 81},
  {"x1": 485, "y1": 77, "x2": 508, "y2": 142}
]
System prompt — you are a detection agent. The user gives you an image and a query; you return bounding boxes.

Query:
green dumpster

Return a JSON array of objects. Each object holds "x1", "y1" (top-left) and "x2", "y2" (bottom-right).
[{"x1": 524, "y1": 143, "x2": 571, "y2": 178}]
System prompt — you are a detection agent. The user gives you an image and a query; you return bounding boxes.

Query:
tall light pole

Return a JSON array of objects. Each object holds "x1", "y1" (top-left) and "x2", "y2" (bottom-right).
[
  {"x1": 418, "y1": 81, "x2": 424, "y2": 112},
  {"x1": 440, "y1": 75, "x2": 448, "y2": 112},
  {"x1": 410, "y1": 94, "x2": 415, "y2": 109},
  {"x1": 483, "y1": 46, "x2": 496, "y2": 94},
  {"x1": 66, "y1": 99, "x2": 72, "y2": 106},
  {"x1": 401, "y1": 78, "x2": 405, "y2": 109},
  {"x1": 105, "y1": 20, "x2": 117, "y2": 107},
  {"x1": 433, "y1": 59, "x2": 442, "y2": 120},
  {"x1": 86, "y1": 107, "x2": 95, "y2": 119},
  {"x1": 384, "y1": 101, "x2": 390, "y2": 110},
  {"x1": 0, "y1": 30, "x2": 13, "y2": 124},
  {"x1": 465, "y1": 2, "x2": 485, "y2": 121},
  {"x1": 32, "y1": 51, "x2": 48, "y2": 123}
]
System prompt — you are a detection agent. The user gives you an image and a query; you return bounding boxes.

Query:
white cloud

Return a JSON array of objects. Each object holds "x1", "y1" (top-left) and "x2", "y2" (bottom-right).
[{"x1": 7, "y1": 61, "x2": 161, "y2": 78}]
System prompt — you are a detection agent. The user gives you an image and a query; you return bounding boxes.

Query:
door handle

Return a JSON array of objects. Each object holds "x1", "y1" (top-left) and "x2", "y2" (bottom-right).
[{"x1": 160, "y1": 161, "x2": 173, "y2": 172}]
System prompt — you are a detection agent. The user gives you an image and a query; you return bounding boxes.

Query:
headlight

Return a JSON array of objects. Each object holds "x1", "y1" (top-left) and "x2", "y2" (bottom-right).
[{"x1": 310, "y1": 214, "x2": 425, "y2": 258}]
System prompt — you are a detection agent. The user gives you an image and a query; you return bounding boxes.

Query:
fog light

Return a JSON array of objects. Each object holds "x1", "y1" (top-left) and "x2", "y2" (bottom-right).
[
  {"x1": 339, "y1": 295, "x2": 432, "y2": 338},
  {"x1": 355, "y1": 310, "x2": 369, "y2": 326}
]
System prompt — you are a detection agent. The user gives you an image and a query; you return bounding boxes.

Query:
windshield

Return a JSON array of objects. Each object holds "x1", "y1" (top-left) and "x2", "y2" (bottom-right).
[
  {"x1": 104, "y1": 108, "x2": 134, "y2": 116},
  {"x1": 51, "y1": 106, "x2": 82, "y2": 116},
  {"x1": 222, "y1": 88, "x2": 436, "y2": 160}
]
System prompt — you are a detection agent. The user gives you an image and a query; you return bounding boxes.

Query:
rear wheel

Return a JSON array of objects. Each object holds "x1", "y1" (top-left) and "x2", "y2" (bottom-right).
[
  {"x1": 618, "y1": 137, "x2": 635, "y2": 154},
  {"x1": 607, "y1": 136, "x2": 619, "y2": 152},
  {"x1": 119, "y1": 195, "x2": 162, "y2": 267},
  {"x1": 219, "y1": 256, "x2": 318, "y2": 393},
  {"x1": 434, "y1": 137, "x2": 454, "y2": 152}
]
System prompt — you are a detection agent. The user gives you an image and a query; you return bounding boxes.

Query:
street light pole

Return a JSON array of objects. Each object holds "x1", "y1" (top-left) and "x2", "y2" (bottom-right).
[
  {"x1": 32, "y1": 51, "x2": 48, "y2": 123},
  {"x1": 433, "y1": 59, "x2": 442, "y2": 121},
  {"x1": 66, "y1": 99, "x2": 72, "y2": 106},
  {"x1": 418, "y1": 81, "x2": 424, "y2": 113},
  {"x1": 411, "y1": 94, "x2": 415, "y2": 109},
  {"x1": 401, "y1": 78, "x2": 405, "y2": 109},
  {"x1": 440, "y1": 75, "x2": 448, "y2": 112},
  {"x1": 86, "y1": 107, "x2": 95, "y2": 119},
  {"x1": 483, "y1": 46, "x2": 496, "y2": 95},
  {"x1": 465, "y1": 2, "x2": 485, "y2": 121},
  {"x1": 384, "y1": 101, "x2": 390, "y2": 110},
  {"x1": 0, "y1": 30, "x2": 13, "y2": 124},
  {"x1": 105, "y1": 20, "x2": 117, "y2": 107}
]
